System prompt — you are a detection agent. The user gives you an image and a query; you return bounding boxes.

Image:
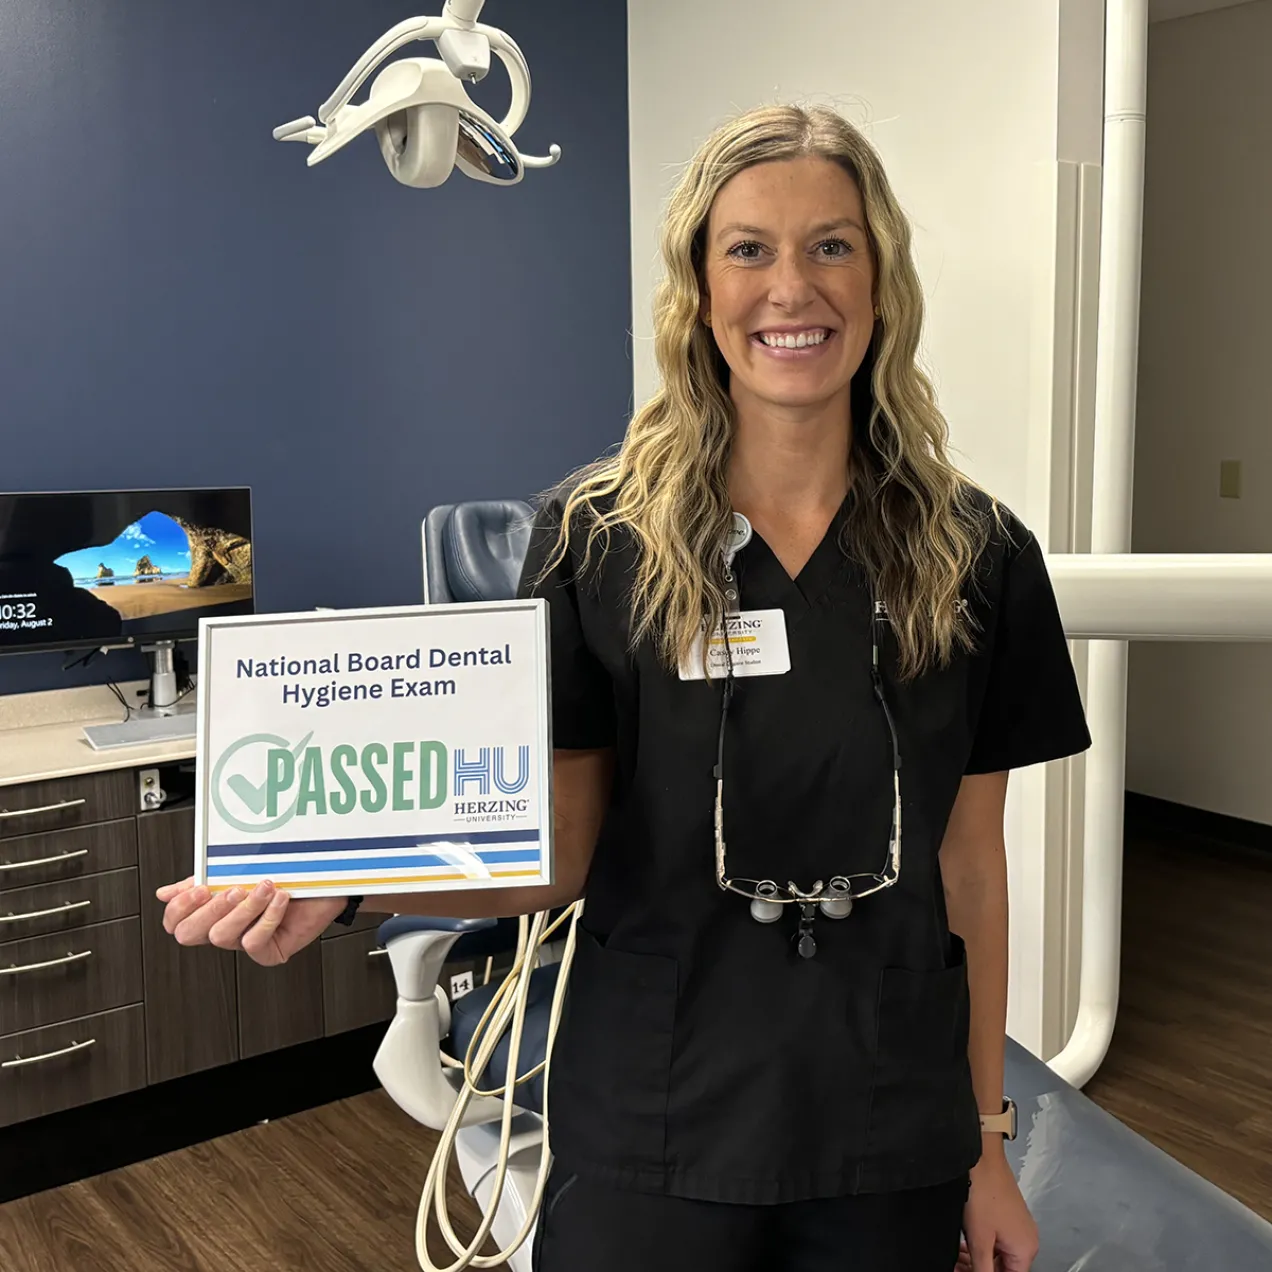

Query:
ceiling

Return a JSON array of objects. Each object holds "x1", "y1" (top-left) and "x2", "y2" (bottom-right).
[{"x1": 1149, "y1": 0, "x2": 1259, "y2": 23}]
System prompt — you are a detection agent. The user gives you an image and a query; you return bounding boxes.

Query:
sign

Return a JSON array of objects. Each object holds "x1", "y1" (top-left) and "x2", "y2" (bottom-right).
[{"x1": 194, "y1": 601, "x2": 552, "y2": 899}]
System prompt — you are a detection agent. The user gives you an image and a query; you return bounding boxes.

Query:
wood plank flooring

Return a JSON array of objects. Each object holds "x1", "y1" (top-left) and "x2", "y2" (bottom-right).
[
  {"x1": 1084, "y1": 819, "x2": 1272, "y2": 1220},
  {"x1": 0, "y1": 1089, "x2": 506, "y2": 1272}
]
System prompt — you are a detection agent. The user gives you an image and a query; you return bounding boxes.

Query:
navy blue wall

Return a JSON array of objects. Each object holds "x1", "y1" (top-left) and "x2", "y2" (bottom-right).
[{"x1": 0, "y1": 0, "x2": 630, "y2": 693}]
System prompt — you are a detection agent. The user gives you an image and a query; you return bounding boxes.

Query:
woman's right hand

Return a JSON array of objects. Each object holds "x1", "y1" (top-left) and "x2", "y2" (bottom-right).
[{"x1": 156, "y1": 878, "x2": 347, "y2": 967}]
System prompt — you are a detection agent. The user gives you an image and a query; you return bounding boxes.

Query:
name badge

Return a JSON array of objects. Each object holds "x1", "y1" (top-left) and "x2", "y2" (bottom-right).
[{"x1": 678, "y1": 609, "x2": 791, "y2": 681}]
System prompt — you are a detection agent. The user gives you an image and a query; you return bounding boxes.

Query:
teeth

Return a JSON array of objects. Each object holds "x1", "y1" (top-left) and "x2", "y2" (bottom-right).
[{"x1": 759, "y1": 330, "x2": 827, "y2": 349}]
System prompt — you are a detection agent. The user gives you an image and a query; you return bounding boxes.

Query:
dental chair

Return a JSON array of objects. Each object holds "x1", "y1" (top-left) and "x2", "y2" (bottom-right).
[{"x1": 375, "y1": 500, "x2": 1272, "y2": 1272}]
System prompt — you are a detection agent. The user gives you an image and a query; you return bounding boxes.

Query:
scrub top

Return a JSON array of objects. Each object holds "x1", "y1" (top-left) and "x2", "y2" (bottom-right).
[{"x1": 518, "y1": 484, "x2": 1091, "y2": 1206}]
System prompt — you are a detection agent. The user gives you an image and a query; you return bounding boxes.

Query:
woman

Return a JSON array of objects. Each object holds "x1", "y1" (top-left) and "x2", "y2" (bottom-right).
[{"x1": 160, "y1": 105, "x2": 1090, "y2": 1271}]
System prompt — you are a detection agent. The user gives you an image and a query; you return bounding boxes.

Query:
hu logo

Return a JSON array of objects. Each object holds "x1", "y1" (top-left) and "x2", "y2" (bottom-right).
[{"x1": 454, "y1": 746, "x2": 531, "y2": 796}]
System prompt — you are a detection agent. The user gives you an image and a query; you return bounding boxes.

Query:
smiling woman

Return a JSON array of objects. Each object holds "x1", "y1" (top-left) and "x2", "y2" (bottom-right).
[{"x1": 158, "y1": 103, "x2": 1091, "y2": 1272}]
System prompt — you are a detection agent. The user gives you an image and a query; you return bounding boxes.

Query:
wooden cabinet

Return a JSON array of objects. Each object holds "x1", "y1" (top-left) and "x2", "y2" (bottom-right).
[
  {"x1": 237, "y1": 944, "x2": 324, "y2": 1059},
  {"x1": 2, "y1": 762, "x2": 405, "y2": 1131},
  {"x1": 136, "y1": 805, "x2": 238, "y2": 1083},
  {"x1": 0, "y1": 916, "x2": 143, "y2": 1036},
  {"x1": 322, "y1": 926, "x2": 397, "y2": 1037},
  {"x1": 0, "y1": 818, "x2": 137, "y2": 888},
  {"x1": 0, "y1": 1005, "x2": 146, "y2": 1124},
  {"x1": 0, "y1": 867, "x2": 139, "y2": 941},
  {"x1": 0, "y1": 771, "x2": 134, "y2": 840}
]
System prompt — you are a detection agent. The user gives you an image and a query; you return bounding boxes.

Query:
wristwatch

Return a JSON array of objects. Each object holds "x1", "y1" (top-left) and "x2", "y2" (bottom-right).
[
  {"x1": 979, "y1": 1097, "x2": 1018, "y2": 1140},
  {"x1": 334, "y1": 895, "x2": 364, "y2": 927}
]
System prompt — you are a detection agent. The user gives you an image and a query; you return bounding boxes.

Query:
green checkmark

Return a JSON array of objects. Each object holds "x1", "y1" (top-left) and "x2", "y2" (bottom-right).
[{"x1": 226, "y1": 731, "x2": 313, "y2": 815}]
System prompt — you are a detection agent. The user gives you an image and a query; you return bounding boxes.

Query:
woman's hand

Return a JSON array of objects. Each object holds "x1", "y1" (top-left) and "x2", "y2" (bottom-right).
[
  {"x1": 156, "y1": 877, "x2": 347, "y2": 966},
  {"x1": 957, "y1": 1146, "x2": 1038, "y2": 1271}
]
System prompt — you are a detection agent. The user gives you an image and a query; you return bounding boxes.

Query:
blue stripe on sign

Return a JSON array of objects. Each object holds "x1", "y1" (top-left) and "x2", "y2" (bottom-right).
[
  {"x1": 207, "y1": 829, "x2": 540, "y2": 858},
  {"x1": 207, "y1": 848, "x2": 542, "y2": 877}
]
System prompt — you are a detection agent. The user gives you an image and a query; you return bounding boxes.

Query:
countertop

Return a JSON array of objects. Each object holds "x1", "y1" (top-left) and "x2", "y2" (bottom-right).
[{"x1": 0, "y1": 681, "x2": 196, "y2": 787}]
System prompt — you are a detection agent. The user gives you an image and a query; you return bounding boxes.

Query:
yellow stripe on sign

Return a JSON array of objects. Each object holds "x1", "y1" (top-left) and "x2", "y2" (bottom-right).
[
  {"x1": 708, "y1": 635, "x2": 758, "y2": 646},
  {"x1": 206, "y1": 869, "x2": 542, "y2": 892}
]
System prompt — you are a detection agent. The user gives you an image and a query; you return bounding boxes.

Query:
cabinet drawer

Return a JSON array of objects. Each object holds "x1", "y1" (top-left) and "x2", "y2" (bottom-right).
[
  {"x1": 0, "y1": 819, "x2": 138, "y2": 892},
  {"x1": 0, "y1": 916, "x2": 143, "y2": 1035},
  {"x1": 0, "y1": 771, "x2": 134, "y2": 841},
  {"x1": 0, "y1": 868, "x2": 139, "y2": 941},
  {"x1": 322, "y1": 926, "x2": 397, "y2": 1037},
  {"x1": 0, "y1": 1004, "x2": 147, "y2": 1127}
]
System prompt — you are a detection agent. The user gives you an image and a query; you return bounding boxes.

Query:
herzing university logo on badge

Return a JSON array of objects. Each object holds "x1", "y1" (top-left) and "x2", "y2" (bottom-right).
[{"x1": 210, "y1": 733, "x2": 533, "y2": 835}]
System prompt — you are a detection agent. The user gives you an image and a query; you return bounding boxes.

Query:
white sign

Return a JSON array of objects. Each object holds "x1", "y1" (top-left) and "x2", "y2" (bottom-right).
[{"x1": 194, "y1": 601, "x2": 552, "y2": 900}]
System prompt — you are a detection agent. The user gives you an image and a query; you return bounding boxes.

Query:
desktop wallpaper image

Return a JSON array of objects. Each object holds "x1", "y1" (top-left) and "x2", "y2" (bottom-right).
[{"x1": 56, "y1": 511, "x2": 253, "y2": 622}]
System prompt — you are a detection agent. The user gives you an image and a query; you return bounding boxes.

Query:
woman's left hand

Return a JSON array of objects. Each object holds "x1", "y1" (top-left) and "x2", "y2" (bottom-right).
[{"x1": 956, "y1": 1145, "x2": 1038, "y2": 1271}]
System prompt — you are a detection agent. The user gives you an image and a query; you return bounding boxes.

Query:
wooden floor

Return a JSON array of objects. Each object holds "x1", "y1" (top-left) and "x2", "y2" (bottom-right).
[
  {"x1": 1085, "y1": 819, "x2": 1272, "y2": 1220},
  {"x1": 2, "y1": 819, "x2": 1270, "y2": 1269},
  {"x1": 0, "y1": 1089, "x2": 506, "y2": 1272}
]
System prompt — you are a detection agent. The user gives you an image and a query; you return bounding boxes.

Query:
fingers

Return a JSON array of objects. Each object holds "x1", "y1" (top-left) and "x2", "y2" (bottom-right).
[
  {"x1": 968, "y1": 1243, "x2": 995, "y2": 1272},
  {"x1": 167, "y1": 880, "x2": 279, "y2": 949},
  {"x1": 1001, "y1": 1244, "x2": 1037, "y2": 1271},
  {"x1": 204, "y1": 881, "x2": 284, "y2": 951},
  {"x1": 240, "y1": 890, "x2": 292, "y2": 964},
  {"x1": 155, "y1": 876, "x2": 195, "y2": 904},
  {"x1": 163, "y1": 882, "x2": 219, "y2": 937}
]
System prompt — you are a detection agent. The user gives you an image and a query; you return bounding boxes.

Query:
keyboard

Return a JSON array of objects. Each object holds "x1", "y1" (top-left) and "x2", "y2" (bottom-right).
[{"x1": 82, "y1": 711, "x2": 198, "y2": 751}]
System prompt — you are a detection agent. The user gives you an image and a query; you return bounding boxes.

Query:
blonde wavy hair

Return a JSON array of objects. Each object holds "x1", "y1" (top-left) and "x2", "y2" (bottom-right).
[{"x1": 547, "y1": 104, "x2": 1002, "y2": 682}]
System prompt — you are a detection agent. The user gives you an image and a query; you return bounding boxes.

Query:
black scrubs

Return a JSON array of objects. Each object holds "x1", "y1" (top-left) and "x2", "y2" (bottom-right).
[{"x1": 520, "y1": 486, "x2": 1091, "y2": 1271}]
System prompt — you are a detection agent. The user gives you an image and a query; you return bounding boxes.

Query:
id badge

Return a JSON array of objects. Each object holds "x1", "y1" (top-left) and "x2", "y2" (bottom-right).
[{"x1": 678, "y1": 609, "x2": 791, "y2": 680}]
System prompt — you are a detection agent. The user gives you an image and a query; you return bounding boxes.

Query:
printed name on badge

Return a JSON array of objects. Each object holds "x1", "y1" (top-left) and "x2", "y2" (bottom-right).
[{"x1": 679, "y1": 608, "x2": 791, "y2": 681}]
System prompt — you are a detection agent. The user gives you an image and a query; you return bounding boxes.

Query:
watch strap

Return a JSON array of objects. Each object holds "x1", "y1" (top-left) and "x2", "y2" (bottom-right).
[
  {"x1": 334, "y1": 895, "x2": 364, "y2": 927},
  {"x1": 979, "y1": 1098, "x2": 1017, "y2": 1140}
]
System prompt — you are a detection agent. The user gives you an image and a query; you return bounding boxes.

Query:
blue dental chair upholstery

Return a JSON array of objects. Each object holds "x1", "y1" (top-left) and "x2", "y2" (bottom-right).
[
  {"x1": 422, "y1": 499, "x2": 533, "y2": 604},
  {"x1": 1002, "y1": 1038, "x2": 1272, "y2": 1269},
  {"x1": 447, "y1": 952, "x2": 561, "y2": 1115},
  {"x1": 376, "y1": 913, "x2": 559, "y2": 1115},
  {"x1": 385, "y1": 499, "x2": 1272, "y2": 1269}
]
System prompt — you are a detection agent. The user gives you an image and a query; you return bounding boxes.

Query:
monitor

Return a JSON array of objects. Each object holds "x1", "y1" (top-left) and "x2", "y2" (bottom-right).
[{"x1": 0, "y1": 487, "x2": 255, "y2": 656}]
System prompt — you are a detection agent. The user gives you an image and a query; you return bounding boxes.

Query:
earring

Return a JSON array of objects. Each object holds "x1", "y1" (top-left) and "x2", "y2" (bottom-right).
[
  {"x1": 873, "y1": 305, "x2": 881, "y2": 319},
  {"x1": 704, "y1": 311, "x2": 712, "y2": 327}
]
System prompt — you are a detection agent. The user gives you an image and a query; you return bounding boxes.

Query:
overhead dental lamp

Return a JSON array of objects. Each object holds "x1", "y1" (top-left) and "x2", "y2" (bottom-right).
[{"x1": 272, "y1": 0, "x2": 561, "y2": 188}]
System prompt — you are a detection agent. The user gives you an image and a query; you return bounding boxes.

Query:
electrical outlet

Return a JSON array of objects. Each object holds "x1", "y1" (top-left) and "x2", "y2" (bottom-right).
[
  {"x1": 450, "y1": 970, "x2": 474, "y2": 1000},
  {"x1": 1219, "y1": 459, "x2": 1242, "y2": 499}
]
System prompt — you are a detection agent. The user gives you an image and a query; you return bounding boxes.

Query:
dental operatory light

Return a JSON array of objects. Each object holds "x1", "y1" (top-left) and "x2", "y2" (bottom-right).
[{"x1": 272, "y1": 0, "x2": 561, "y2": 188}]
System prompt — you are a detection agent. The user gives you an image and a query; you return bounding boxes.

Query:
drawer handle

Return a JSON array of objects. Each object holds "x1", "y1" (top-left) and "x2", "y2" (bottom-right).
[
  {"x1": 0, "y1": 948, "x2": 93, "y2": 976},
  {"x1": 1, "y1": 1037, "x2": 97, "y2": 1069},
  {"x1": 0, "y1": 900, "x2": 92, "y2": 925},
  {"x1": 0, "y1": 798, "x2": 88, "y2": 822},
  {"x1": 0, "y1": 849, "x2": 90, "y2": 873},
  {"x1": 367, "y1": 947, "x2": 390, "y2": 958}
]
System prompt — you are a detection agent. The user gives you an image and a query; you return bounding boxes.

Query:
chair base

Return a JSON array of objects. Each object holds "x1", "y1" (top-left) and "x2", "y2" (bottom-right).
[{"x1": 452, "y1": 1116, "x2": 544, "y2": 1272}]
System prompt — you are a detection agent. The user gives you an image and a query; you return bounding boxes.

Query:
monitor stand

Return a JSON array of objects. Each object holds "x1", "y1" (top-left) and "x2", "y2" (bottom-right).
[
  {"x1": 143, "y1": 640, "x2": 184, "y2": 715},
  {"x1": 80, "y1": 640, "x2": 196, "y2": 750}
]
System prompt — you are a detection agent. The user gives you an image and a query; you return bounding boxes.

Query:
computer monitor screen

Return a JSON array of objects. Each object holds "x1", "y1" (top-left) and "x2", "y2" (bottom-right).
[{"x1": 0, "y1": 488, "x2": 254, "y2": 655}]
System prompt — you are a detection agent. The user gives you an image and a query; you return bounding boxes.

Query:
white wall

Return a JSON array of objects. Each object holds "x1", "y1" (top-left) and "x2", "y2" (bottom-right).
[
  {"x1": 1127, "y1": 0, "x2": 1272, "y2": 824},
  {"x1": 628, "y1": 0, "x2": 1105, "y2": 1056}
]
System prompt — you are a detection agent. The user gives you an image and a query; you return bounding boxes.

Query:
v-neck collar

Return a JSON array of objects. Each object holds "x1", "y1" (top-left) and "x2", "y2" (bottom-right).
[{"x1": 734, "y1": 490, "x2": 855, "y2": 614}]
